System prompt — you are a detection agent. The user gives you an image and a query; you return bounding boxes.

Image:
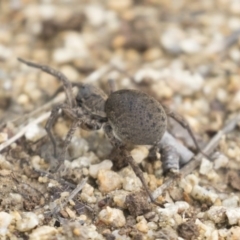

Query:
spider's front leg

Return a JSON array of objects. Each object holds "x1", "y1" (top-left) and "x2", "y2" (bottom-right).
[{"x1": 56, "y1": 109, "x2": 104, "y2": 165}]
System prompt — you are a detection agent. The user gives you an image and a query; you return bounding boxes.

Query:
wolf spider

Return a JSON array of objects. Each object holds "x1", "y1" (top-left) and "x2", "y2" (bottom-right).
[{"x1": 18, "y1": 58, "x2": 207, "y2": 206}]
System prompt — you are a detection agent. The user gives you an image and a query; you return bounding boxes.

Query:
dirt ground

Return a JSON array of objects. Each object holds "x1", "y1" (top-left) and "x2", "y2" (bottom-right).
[{"x1": 0, "y1": 0, "x2": 240, "y2": 239}]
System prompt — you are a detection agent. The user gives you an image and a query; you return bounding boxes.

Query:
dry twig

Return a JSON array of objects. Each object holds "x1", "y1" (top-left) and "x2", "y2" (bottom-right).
[
  {"x1": 153, "y1": 113, "x2": 240, "y2": 200},
  {"x1": 52, "y1": 177, "x2": 88, "y2": 215}
]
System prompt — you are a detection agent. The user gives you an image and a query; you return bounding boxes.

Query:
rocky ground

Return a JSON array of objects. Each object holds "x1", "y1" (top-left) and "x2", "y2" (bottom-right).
[{"x1": 0, "y1": 0, "x2": 240, "y2": 239}]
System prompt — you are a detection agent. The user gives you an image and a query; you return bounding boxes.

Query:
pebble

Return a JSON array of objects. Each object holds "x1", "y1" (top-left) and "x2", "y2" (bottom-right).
[
  {"x1": 107, "y1": 0, "x2": 132, "y2": 11},
  {"x1": 68, "y1": 137, "x2": 89, "y2": 159},
  {"x1": 60, "y1": 65, "x2": 79, "y2": 82},
  {"x1": 206, "y1": 206, "x2": 227, "y2": 223},
  {"x1": 0, "y1": 132, "x2": 8, "y2": 143},
  {"x1": 199, "y1": 158, "x2": 213, "y2": 175},
  {"x1": 98, "y1": 207, "x2": 126, "y2": 227},
  {"x1": 226, "y1": 208, "x2": 240, "y2": 225},
  {"x1": 84, "y1": 4, "x2": 106, "y2": 27},
  {"x1": 89, "y1": 160, "x2": 113, "y2": 178},
  {"x1": 160, "y1": 28, "x2": 183, "y2": 54},
  {"x1": 120, "y1": 167, "x2": 142, "y2": 192},
  {"x1": 135, "y1": 216, "x2": 149, "y2": 233},
  {"x1": 113, "y1": 190, "x2": 128, "y2": 208},
  {"x1": 191, "y1": 185, "x2": 218, "y2": 203},
  {"x1": 226, "y1": 227, "x2": 240, "y2": 240},
  {"x1": 222, "y1": 195, "x2": 239, "y2": 208},
  {"x1": 0, "y1": 212, "x2": 12, "y2": 236},
  {"x1": 131, "y1": 146, "x2": 149, "y2": 164},
  {"x1": 29, "y1": 226, "x2": 57, "y2": 240},
  {"x1": 214, "y1": 154, "x2": 229, "y2": 169},
  {"x1": 16, "y1": 212, "x2": 39, "y2": 232},
  {"x1": 25, "y1": 124, "x2": 46, "y2": 142},
  {"x1": 53, "y1": 33, "x2": 89, "y2": 63},
  {"x1": 97, "y1": 169, "x2": 122, "y2": 193}
]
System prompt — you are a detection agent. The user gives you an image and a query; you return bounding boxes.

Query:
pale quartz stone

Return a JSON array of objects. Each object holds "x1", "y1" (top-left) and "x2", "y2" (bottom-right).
[
  {"x1": 25, "y1": 124, "x2": 46, "y2": 142},
  {"x1": 179, "y1": 178, "x2": 193, "y2": 194},
  {"x1": 0, "y1": 212, "x2": 12, "y2": 236},
  {"x1": 89, "y1": 160, "x2": 113, "y2": 178},
  {"x1": 214, "y1": 154, "x2": 229, "y2": 169},
  {"x1": 199, "y1": 158, "x2": 213, "y2": 175},
  {"x1": 68, "y1": 137, "x2": 89, "y2": 159},
  {"x1": 60, "y1": 65, "x2": 79, "y2": 82},
  {"x1": 131, "y1": 146, "x2": 149, "y2": 164},
  {"x1": 174, "y1": 201, "x2": 190, "y2": 213},
  {"x1": 97, "y1": 169, "x2": 122, "y2": 193},
  {"x1": 226, "y1": 208, "x2": 240, "y2": 225},
  {"x1": 135, "y1": 217, "x2": 149, "y2": 233},
  {"x1": 98, "y1": 207, "x2": 126, "y2": 227},
  {"x1": 29, "y1": 226, "x2": 57, "y2": 240},
  {"x1": 120, "y1": 167, "x2": 142, "y2": 191},
  {"x1": 16, "y1": 212, "x2": 39, "y2": 232},
  {"x1": 195, "y1": 219, "x2": 217, "y2": 240},
  {"x1": 184, "y1": 174, "x2": 199, "y2": 186},
  {"x1": 222, "y1": 195, "x2": 239, "y2": 208},
  {"x1": 81, "y1": 183, "x2": 94, "y2": 196},
  {"x1": 113, "y1": 190, "x2": 128, "y2": 208},
  {"x1": 226, "y1": 227, "x2": 240, "y2": 240},
  {"x1": 191, "y1": 185, "x2": 218, "y2": 203},
  {"x1": 0, "y1": 132, "x2": 8, "y2": 143},
  {"x1": 206, "y1": 206, "x2": 227, "y2": 223}
]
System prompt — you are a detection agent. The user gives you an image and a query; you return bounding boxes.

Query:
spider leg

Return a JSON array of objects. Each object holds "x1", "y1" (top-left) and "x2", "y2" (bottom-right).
[
  {"x1": 163, "y1": 106, "x2": 209, "y2": 159},
  {"x1": 103, "y1": 123, "x2": 162, "y2": 207},
  {"x1": 58, "y1": 119, "x2": 79, "y2": 163},
  {"x1": 18, "y1": 58, "x2": 76, "y2": 108},
  {"x1": 45, "y1": 103, "x2": 66, "y2": 157}
]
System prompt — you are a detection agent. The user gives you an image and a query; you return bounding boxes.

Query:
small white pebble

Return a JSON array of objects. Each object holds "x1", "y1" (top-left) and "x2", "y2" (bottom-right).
[
  {"x1": 222, "y1": 196, "x2": 239, "y2": 208},
  {"x1": 135, "y1": 217, "x2": 148, "y2": 233},
  {"x1": 226, "y1": 226, "x2": 240, "y2": 240},
  {"x1": 16, "y1": 212, "x2": 39, "y2": 232},
  {"x1": 191, "y1": 185, "x2": 218, "y2": 203},
  {"x1": 89, "y1": 160, "x2": 113, "y2": 178},
  {"x1": 97, "y1": 169, "x2": 122, "y2": 193},
  {"x1": 98, "y1": 207, "x2": 126, "y2": 227},
  {"x1": 25, "y1": 124, "x2": 46, "y2": 142},
  {"x1": 81, "y1": 183, "x2": 94, "y2": 196},
  {"x1": 199, "y1": 158, "x2": 213, "y2": 175},
  {"x1": 174, "y1": 201, "x2": 190, "y2": 213},
  {"x1": 113, "y1": 190, "x2": 128, "y2": 208},
  {"x1": 0, "y1": 132, "x2": 8, "y2": 143},
  {"x1": 131, "y1": 146, "x2": 149, "y2": 164},
  {"x1": 29, "y1": 226, "x2": 57, "y2": 240},
  {"x1": 0, "y1": 212, "x2": 12, "y2": 236},
  {"x1": 226, "y1": 208, "x2": 240, "y2": 225},
  {"x1": 206, "y1": 206, "x2": 227, "y2": 223},
  {"x1": 214, "y1": 154, "x2": 229, "y2": 169}
]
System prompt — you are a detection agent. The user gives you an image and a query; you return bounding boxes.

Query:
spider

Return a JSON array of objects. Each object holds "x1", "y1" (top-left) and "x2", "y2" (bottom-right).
[{"x1": 18, "y1": 58, "x2": 207, "y2": 206}]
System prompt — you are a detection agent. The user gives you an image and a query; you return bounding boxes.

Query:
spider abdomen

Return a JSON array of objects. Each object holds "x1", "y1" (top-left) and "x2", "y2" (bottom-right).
[{"x1": 105, "y1": 89, "x2": 167, "y2": 145}]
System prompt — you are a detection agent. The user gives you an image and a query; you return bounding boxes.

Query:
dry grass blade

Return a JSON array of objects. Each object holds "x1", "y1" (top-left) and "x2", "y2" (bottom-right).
[{"x1": 0, "y1": 111, "x2": 51, "y2": 152}]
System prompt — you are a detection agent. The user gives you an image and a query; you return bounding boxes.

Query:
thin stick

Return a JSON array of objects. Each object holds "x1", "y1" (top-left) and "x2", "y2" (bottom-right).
[
  {"x1": 52, "y1": 177, "x2": 88, "y2": 214},
  {"x1": 0, "y1": 111, "x2": 50, "y2": 152},
  {"x1": 152, "y1": 113, "x2": 240, "y2": 200}
]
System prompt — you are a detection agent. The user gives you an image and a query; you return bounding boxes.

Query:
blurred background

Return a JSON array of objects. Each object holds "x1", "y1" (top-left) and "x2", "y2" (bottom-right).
[{"x1": 0, "y1": 0, "x2": 240, "y2": 135}]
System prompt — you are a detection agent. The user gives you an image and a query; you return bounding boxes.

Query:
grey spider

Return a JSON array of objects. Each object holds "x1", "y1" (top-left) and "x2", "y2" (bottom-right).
[{"x1": 18, "y1": 58, "x2": 207, "y2": 206}]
